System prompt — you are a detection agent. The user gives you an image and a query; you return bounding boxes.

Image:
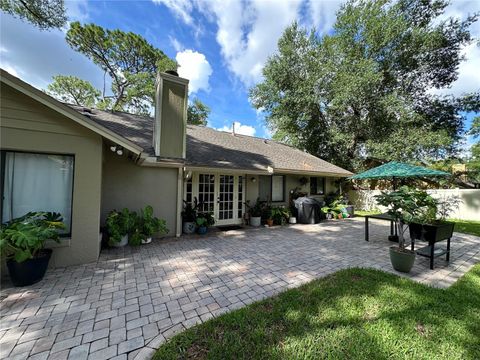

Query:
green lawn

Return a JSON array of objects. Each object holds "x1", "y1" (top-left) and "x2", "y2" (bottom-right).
[
  {"x1": 449, "y1": 219, "x2": 480, "y2": 237},
  {"x1": 154, "y1": 265, "x2": 480, "y2": 360},
  {"x1": 354, "y1": 210, "x2": 381, "y2": 216}
]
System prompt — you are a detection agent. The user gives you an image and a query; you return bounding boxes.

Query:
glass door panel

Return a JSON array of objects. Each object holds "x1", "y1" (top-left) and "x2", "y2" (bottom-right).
[
  {"x1": 198, "y1": 174, "x2": 215, "y2": 213},
  {"x1": 218, "y1": 175, "x2": 234, "y2": 220}
]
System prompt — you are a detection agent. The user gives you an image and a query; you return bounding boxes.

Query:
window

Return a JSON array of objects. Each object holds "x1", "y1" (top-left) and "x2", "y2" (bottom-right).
[
  {"x1": 271, "y1": 175, "x2": 285, "y2": 202},
  {"x1": 1, "y1": 151, "x2": 74, "y2": 235},
  {"x1": 310, "y1": 177, "x2": 326, "y2": 195}
]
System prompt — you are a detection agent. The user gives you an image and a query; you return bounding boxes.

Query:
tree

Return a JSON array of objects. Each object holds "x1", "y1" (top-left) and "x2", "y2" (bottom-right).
[
  {"x1": 250, "y1": 0, "x2": 479, "y2": 171},
  {"x1": 469, "y1": 116, "x2": 480, "y2": 139},
  {"x1": 187, "y1": 98, "x2": 210, "y2": 125},
  {"x1": 65, "y1": 22, "x2": 176, "y2": 115},
  {"x1": 0, "y1": 0, "x2": 67, "y2": 30},
  {"x1": 47, "y1": 75, "x2": 101, "y2": 107}
]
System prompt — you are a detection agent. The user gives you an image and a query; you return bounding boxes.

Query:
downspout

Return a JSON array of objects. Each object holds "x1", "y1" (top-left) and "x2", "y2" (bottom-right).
[{"x1": 176, "y1": 167, "x2": 183, "y2": 237}]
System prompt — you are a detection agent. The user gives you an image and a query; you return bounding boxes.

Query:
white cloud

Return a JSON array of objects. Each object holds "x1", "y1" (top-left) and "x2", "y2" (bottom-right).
[
  {"x1": 158, "y1": 0, "x2": 303, "y2": 87},
  {"x1": 217, "y1": 121, "x2": 256, "y2": 136},
  {"x1": 308, "y1": 0, "x2": 343, "y2": 35},
  {"x1": 176, "y1": 49, "x2": 212, "y2": 94},
  {"x1": 169, "y1": 36, "x2": 184, "y2": 52},
  {"x1": 152, "y1": 0, "x2": 194, "y2": 25}
]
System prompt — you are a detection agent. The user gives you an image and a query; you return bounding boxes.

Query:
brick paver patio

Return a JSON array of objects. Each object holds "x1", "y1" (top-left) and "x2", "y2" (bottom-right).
[{"x1": 1, "y1": 218, "x2": 479, "y2": 360}]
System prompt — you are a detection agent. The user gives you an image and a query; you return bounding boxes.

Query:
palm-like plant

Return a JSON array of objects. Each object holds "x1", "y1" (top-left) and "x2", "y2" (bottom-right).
[{"x1": 0, "y1": 212, "x2": 65, "y2": 262}]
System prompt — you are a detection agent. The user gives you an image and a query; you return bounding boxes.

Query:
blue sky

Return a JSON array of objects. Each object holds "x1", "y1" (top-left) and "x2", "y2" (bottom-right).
[{"x1": 1, "y1": 0, "x2": 479, "y2": 145}]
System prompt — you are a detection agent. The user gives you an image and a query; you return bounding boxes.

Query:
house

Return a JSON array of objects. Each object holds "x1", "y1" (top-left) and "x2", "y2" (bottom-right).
[{"x1": 0, "y1": 69, "x2": 352, "y2": 267}]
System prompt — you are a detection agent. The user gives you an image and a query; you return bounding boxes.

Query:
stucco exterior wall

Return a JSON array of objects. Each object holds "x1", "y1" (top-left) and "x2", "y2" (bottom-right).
[
  {"x1": 245, "y1": 174, "x2": 341, "y2": 207},
  {"x1": 0, "y1": 84, "x2": 103, "y2": 267},
  {"x1": 101, "y1": 150, "x2": 179, "y2": 236}
]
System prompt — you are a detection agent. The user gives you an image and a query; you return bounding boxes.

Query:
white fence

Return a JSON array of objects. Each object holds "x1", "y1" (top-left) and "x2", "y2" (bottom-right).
[{"x1": 348, "y1": 189, "x2": 480, "y2": 221}]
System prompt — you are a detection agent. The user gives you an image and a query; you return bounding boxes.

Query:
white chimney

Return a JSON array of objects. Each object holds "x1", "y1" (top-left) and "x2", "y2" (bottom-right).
[{"x1": 154, "y1": 71, "x2": 189, "y2": 158}]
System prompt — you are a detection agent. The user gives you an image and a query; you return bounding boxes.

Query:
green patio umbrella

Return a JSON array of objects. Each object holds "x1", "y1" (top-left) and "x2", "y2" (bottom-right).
[
  {"x1": 349, "y1": 161, "x2": 450, "y2": 242},
  {"x1": 349, "y1": 161, "x2": 450, "y2": 189}
]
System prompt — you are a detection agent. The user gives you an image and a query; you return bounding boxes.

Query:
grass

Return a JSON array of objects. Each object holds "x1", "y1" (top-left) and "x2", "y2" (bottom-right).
[
  {"x1": 354, "y1": 210, "x2": 381, "y2": 216},
  {"x1": 449, "y1": 219, "x2": 480, "y2": 237},
  {"x1": 354, "y1": 211, "x2": 480, "y2": 237},
  {"x1": 154, "y1": 265, "x2": 480, "y2": 360}
]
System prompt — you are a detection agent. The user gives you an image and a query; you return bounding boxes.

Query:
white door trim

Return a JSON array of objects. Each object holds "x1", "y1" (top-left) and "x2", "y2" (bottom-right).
[{"x1": 185, "y1": 172, "x2": 245, "y2": 226}]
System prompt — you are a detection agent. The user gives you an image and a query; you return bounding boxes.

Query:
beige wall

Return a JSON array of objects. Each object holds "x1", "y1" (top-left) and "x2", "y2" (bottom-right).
[
  {"x1": 1, "y1": 83, "x2": 103, "y2": 267},
  {"x1": 245, "y1": 174, "x2": 341, "y2": 206},
  {"x1": 349, "y1": 189, "x2": 480, "y2": 221},
  {"x1": 101, "y1": 150, "x2": 179, "y2": 236}
]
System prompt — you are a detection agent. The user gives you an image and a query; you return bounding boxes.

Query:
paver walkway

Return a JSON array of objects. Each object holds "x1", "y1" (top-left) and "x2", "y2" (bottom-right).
[{"x1": 1, "y1": 218, "x2": 479, "y2": 360}]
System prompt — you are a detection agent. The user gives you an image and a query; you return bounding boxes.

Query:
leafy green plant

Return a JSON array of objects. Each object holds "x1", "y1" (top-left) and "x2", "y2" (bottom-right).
[
  {"x1": 245, "y1": 198, "x2": 265, "y2": 217},
  {"x1": 0, "y1": 212, "x2": 65, "y2": 263},
  {"x1": 106, "y1": 208, "x2": 136, "y2": 244},
  {"x1": 196, "y1": 213, "x2": 215, "y2": 228},
  {"x1": 374, "y1": 186, "x2": 438, "y2": 250},
  {"x1": 270, "y1": 206, "x2": 289, "y2": 225},
  {"x1": 182, "y1": 198, "x2": 200, "y2": 222},
  {"x1": 141, "y1": 205, "x2": 168, "y2": 237}
]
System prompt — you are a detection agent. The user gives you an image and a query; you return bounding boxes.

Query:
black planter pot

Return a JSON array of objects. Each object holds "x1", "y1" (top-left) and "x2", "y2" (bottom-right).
[
  {"x1": 6, "y1": 249, "x2": 52, "y2": 287},
  {"x1": 409, "y1": 222, "x2": 455, "y2": 243}
]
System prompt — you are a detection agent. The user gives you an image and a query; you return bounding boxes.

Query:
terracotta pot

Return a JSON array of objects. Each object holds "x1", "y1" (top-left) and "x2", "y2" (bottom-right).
[{"x1": 266, "y1": 219, "x2": 274, "y2": 227}]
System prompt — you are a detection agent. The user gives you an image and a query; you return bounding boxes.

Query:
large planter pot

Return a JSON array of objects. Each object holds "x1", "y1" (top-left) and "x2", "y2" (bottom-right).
[
  {"x1": 183, "y1": 221, "x2": 196, "y2": 234},
  {"x1": 197, "y1": 226, "x2": 208, "y2": 235},
  {"x1": 289, "y1": 217, "x2": 297, "y2": 224},
  {"x1": 250, "y1": 216, "x2": 261, "y2": 227},
  {"x1": 112, "y1": 234, "x2": 128, "y2": 247},
  {"x1": 7, "y1": 249, "x2": 52, "y2": 287},
  {"x1": 409, "y1": 222, "x2": 455, "y2": 243},
  {"x1": 389, "y1": 247, "x2": 416, "y2": 273}
]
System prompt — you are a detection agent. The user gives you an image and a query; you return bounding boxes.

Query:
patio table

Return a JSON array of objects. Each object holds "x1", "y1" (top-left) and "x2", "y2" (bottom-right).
[{"x1": 364, "y1": 213, "x2": 397, "y2": 241}]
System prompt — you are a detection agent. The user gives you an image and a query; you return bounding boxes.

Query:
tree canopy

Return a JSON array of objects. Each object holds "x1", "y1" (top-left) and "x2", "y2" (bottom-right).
[
  {"x1": 0, "y1": 0, "x2": 67, "y2": 30},
  {"x1": 250, "y1": 0, "x2": 479, "y2": 171},
  {"x1": 47, "y1": 75, "x2": 100, "y2": 107},
  {"x1": 187, "y1": 98, "x2": 210, "y2": 126},
  {"x1": 64, "y1": 22, "x2": 177, "y2": 115}
]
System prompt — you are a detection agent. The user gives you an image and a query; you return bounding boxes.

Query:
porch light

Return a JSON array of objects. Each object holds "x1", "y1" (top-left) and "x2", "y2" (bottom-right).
[
  {"x1": 251, "y1": 177, "x2": 256, "y2": 183},
  {"x1": 116, "y1": 148, "x2": 123, "y2": 156},
  {"x1": 110, "y1": 145, "x2": 117, "y2": 152}
]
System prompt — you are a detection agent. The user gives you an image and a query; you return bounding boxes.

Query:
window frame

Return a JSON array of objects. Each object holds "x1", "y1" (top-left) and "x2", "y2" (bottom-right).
[
  {"x1": 270, "y1": 175, "x2": 285, "y2": 202},
  {"x1": 1, "y1": 150, "x2": 75, "y2": 237},
  {"x1": 310, "y1": 176, "x2": 326, "y2": 196}
]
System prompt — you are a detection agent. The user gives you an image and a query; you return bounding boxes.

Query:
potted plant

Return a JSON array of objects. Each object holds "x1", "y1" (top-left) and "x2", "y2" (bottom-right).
[
  {"x1": 266, "y1": 216, "x2": 274, "y2": 227},
  {"x1": 288, "y1": 206, "x2": 297, "y2": 224},
  {"x1": 182, "y1": 198, "x2": 200, "y2": 234},
  {"x1": 106, "y1": 208, "x2": 134, "y2": 247},
  {"x1": 408, "y1": 196, "x2": 456, "y2": 244},
  {"x1": 271, "y1": 206, "x2": 289, "y2": 225},
  {"x1": 0, "y1": 211, "x2": 65, "y2": 286},
  {"x1": 245, "y1": 198, "x2": 263, "y2": 227},
  {"x1": 196, "y1": 212, "x2": 215, "y2": 234},
  {"x1": 140, "y1": 205, "x2": 168, "y2": 244},
  {"x1": 375, "y1": 186, "x2": 434, "y2": 273}
]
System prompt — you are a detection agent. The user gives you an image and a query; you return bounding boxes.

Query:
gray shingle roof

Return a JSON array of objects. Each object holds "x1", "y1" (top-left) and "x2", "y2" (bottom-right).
[{"x1": 67, "y1": 105, "x2": 352, "y2": 176}]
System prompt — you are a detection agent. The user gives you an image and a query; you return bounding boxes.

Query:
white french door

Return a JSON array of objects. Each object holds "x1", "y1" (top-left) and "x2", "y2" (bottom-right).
[{"x1": 187, "y1": 173, "x2": 245, "y2": 226}]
